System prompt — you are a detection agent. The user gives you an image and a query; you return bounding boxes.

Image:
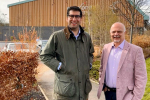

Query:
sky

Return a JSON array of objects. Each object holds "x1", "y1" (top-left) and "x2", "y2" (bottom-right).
[
  {"x1": 0, "y1": 0, "x2": 24, "y2": 23},
  {"x1": 0, "y1": 0, "x2": 150, "y2": 23}
]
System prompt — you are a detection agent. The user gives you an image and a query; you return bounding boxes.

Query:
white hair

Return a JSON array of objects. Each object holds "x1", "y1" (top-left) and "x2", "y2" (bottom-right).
[{"x1": 110, "y1": 22, "x2": 126, "y2": 32}]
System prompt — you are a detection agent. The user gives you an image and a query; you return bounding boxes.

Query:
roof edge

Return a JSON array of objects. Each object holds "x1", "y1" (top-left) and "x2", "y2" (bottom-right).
[
  {"x1": 7, "y1": 0, "x2": 35, "y2": 8},
  {"x1": 127, "y1": 0, "x2": 149, "y2": 20}
]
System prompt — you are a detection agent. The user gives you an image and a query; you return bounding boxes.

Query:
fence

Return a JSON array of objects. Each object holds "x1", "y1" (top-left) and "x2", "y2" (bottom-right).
[{"x1": 0, "y1": 26, "x2": 64, "y2": 41}]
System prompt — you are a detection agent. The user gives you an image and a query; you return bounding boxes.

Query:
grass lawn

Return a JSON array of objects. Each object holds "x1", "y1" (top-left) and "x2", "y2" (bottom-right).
[{"x1": 142, "y1": 58, "x2": 150, "y2": 100}]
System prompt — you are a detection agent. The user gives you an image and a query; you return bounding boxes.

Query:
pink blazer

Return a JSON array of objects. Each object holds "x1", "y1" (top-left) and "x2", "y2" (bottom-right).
[{"x1": 97, "y1": 40, "x2": 147, "y2": 100}]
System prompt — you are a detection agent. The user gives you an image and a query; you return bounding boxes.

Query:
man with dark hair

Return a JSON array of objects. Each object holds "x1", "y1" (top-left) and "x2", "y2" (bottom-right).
[
  {"x1": 40, "y1": 6, "x2": 94, "y2": 100},
  {"x1": 67, "y1": 6, "x2": 83, "y2": 17}
]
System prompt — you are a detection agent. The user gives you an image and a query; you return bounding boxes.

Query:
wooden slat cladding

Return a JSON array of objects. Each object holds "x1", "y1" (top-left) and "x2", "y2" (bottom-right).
[
  {"x1": 111, "y1": 0, "x2": 144, "y2": 28},
  {"x1": 9, "y1": 0, "x2": 144, "y2": 28}
]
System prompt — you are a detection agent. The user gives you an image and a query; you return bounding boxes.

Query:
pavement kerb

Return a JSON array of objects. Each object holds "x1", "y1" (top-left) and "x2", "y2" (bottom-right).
[
  {"x1": 37, "y1": 79, "x2": 99, "y2": 100},
  {"x1": 38, "y1": 85, "x2": 49, "y2": 100}
]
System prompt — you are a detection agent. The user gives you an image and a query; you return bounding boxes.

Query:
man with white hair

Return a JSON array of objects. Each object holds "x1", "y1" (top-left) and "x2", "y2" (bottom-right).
[{"x1": 97, "y1": 22, "x2": 147, "y2": 100}]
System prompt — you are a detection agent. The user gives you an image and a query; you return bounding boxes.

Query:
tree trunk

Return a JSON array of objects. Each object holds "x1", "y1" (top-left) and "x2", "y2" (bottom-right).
[
  {"x1": 130, "y1": 0, "x2": 135, "y2": 44},
  {"x1": 130, "y1": 24, "x2": 133, "y2": 43}
]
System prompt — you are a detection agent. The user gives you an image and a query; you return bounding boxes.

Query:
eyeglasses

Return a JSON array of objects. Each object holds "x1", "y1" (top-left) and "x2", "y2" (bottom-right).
[{"x1": 68, "y1": 15, "x2": 81, "y2": 19}]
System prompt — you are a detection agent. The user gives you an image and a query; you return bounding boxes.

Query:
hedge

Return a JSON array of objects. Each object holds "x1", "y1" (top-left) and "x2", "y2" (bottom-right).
[{"x1": 0, "y1": 51, "x2": 39, "y2": 99}]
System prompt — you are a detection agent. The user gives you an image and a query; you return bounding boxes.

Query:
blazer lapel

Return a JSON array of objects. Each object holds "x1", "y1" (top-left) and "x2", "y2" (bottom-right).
[
  {"x1": 104, "y1": 43, "x2": 113, "y2": 70},
  {"x1": 117, "y1": 40, "x2": 130, "y2": 73}
]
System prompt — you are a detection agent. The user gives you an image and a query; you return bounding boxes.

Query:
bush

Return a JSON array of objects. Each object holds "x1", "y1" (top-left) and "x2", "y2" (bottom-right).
[
  {"x1": 142, "y1": 58, "x2": 150, "y2": 100},
  {"x1": 93, "y1": 46, "x2": 102, "y2": 59},
  {"x1": 90, "y1": 61, "x2": 100, "y2": 81},
  {"x1": 125, "y1": 34, "x2": 150, "y2": 58},
  {"x1": 0, "y1": 51, "x2": 39, "y2": 99},
  {"x1": 143, "y1": 47, "x2": 150, "y2": 59},
  {"x1": 133, "y1": 34, "x2": 150, "y2": 48},
  {"x1": 132, "y1": 34, "x2": 150, "y2": 58},
  {"x1": 93, "y1": 60, "x2": 100, "y2": 65}
]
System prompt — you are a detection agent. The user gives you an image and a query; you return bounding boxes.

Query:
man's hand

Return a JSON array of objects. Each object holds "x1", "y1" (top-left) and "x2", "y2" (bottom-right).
[
  {"x1": 103, "y1": 87, "x2": 108, "y2": 92},
  {"x1": 99, "y1": 78, "x2": 101, "y2": 84}
]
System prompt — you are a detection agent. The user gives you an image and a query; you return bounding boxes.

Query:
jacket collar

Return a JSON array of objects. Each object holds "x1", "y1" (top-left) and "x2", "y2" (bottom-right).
[
  {"x1": 64, "y1": 25, "x2": 85, "y2": 41},
  {"x1": 117, "y1": 40, "x2": 130, "y2": 73},
  {"x1": 123, "y1": 40, "x2": 130, "y2": 50}
]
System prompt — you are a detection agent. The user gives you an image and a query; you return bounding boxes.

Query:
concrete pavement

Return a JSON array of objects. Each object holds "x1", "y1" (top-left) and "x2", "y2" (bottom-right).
[{"x1": 36, "y1": 62, "x2": 105, "y2": 100}]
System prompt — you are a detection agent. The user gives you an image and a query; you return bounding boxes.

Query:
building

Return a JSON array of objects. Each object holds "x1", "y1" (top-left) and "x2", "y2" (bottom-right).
[{"x1": 1, "y1": 0, "x2": 149, "y2": 41}]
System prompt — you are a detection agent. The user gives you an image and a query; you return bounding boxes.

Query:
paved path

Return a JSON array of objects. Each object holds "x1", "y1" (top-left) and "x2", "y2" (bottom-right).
[{"x1": 36, "y1": 62, "x2": 105, "y2": 100}]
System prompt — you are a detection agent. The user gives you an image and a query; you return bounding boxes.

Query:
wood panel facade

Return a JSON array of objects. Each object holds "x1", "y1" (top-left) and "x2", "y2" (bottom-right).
[{"x1": 8, "y1": 0, "x2": 145, "y2": 29}]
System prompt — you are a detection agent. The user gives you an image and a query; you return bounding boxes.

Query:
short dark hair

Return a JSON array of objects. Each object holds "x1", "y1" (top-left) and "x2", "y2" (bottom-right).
[{"x1": 67, "y1": 6, "x2": 82, "y2": 17}]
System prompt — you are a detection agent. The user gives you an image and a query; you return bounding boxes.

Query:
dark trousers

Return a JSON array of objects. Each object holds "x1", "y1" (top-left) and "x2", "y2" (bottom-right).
[
  {"x1": 104, "y1": 90, "x2": 116, "y2": 100},
  {"x1": 103, "y1": 84, "x2": 116, "y2": 100}
]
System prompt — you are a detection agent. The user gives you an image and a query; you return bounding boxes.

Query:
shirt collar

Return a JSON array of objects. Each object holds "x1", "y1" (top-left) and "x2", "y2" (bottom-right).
[
  {"x1": 69, "y1": 27, "x2": 81, "y2": 40},
  {"x1": 112, "y1": 40, "x2": 125, "y2": 49},
  {"x1": 75, "y1": 28, "x2": 81, "y2": 38},
  {"x1": 70, "y1": 27, "x2": 80, "y2": 36},
  {"x1": 64, "y1": 25, "x2": 85, "y2": 42}
]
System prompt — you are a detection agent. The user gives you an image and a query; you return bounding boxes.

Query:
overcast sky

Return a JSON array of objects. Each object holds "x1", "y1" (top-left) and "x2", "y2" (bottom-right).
[
  {"x1": 0, "y1": 0, "x2": 150, "y2": 23},
  {"x1": 0, "y1": 0, "x2": 24, "y2": 23}
]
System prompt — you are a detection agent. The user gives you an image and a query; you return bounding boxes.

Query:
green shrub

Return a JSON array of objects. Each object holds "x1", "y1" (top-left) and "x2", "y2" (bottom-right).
[
  {"x1": 90, "y1": 61, "x2": 100, "y2": 81},
  {"x1": 142, "y1": 58, "x2": 150, "y2": 100},
  {"x1": 93, "y1": 60, "x2": 100, "y2": 65}
]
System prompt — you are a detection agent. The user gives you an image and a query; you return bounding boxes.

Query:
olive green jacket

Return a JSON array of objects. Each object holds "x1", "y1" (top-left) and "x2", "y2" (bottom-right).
[{"x1": 40, "y1": 26, "x2": 94, "y2": 100}]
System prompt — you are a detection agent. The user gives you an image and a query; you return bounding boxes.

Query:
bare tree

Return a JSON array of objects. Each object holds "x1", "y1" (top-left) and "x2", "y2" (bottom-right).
[
  {"x1": 84, "y1": 5, "x2": 118, "y2": 47},
  {"x1": 110, "y1": 0, "x2": 150, "y2": 43},
  {"x1": 0, "y1": 11, "x2": 7, "y2": 26}
]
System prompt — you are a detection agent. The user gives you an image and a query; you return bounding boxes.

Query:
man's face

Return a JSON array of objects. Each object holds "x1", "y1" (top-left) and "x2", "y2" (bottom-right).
[
  {"x1": 66, "y1": 10, "x2": 82, "y2": 30},
  {"x1": 110, "y1": 23, "x2": 125, "y2": 45}
]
